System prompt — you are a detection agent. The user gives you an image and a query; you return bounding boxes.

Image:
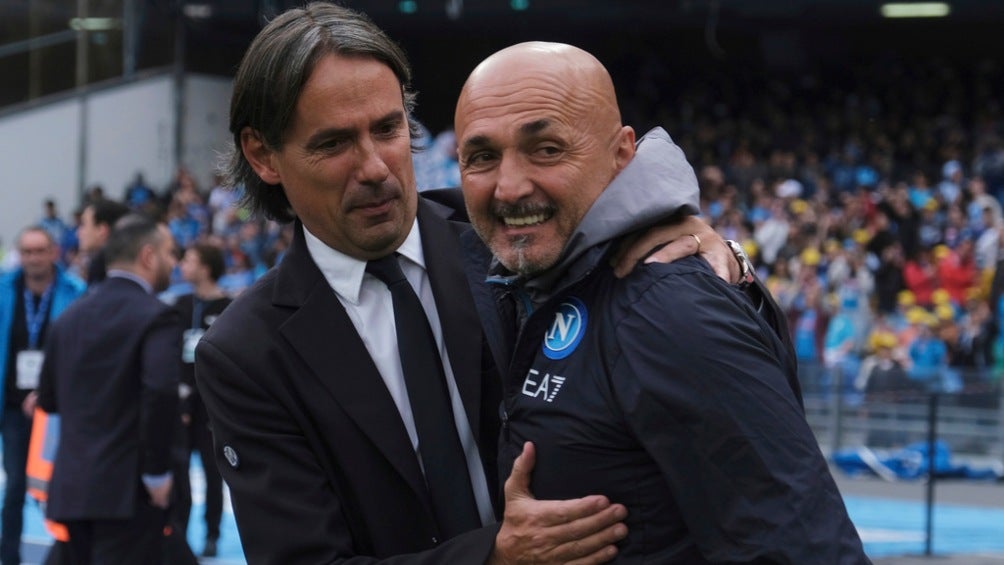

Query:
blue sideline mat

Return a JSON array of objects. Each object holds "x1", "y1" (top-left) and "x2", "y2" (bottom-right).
[{"x1": 846, "y1": 495, "x2": 1004, "y2": 558}]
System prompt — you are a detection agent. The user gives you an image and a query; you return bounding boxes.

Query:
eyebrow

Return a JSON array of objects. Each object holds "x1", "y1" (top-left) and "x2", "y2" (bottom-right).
[
  {"x1": 519, "y1": 119, "x2": 552, "y2": 136},
  {"x1": 304, "y1": 126, "x2": 352, "y2": 151},
  {"x1": 460, "y1": 134, "x2": 491, "y2": 155},
  {"x1": 304, "y1": 110, "x2": 406, "y2": 150}
]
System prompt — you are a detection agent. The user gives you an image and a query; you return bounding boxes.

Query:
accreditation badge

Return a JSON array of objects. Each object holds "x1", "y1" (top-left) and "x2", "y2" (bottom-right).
[
  {"x1": 16, "y1": 350, "x2": 44, "y2": 389},
  {"x1": 182, "y1": 328, "x2": 205, "y2": 364}
]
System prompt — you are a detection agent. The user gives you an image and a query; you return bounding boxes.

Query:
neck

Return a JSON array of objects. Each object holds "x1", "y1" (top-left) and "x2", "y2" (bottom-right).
[
  {"x1": 193, "y1": 279, "x2": 224, "y2": 300},
  {"x1": 24, "y1": 271, "x2": 55, "y2": 295},
  {"x1": 107, "y1": 265, "x2": 154, "y2": 291}
]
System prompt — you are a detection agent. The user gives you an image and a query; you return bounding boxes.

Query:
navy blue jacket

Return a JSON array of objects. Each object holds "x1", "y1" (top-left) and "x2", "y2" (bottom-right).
[{"x1": 464, "y1": 228, "x2": 869, "y2": 563}]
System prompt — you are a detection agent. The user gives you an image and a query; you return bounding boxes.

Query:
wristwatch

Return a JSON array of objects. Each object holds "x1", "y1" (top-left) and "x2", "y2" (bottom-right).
[{"x1": 725, "y1": 240, "x2": 754, "y2": 287}]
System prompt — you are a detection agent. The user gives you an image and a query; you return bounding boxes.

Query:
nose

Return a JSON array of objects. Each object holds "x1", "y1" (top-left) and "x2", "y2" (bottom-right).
[
  {"x1": 354, "y1": 136, "x2": 391, "y2": 185},
  {"x1": 494, "y1": 153, "x2": 533, "y2": 204}
]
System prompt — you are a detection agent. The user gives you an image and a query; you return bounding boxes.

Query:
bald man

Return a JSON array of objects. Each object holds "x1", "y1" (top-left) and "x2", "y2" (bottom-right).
[{"x1": 455, "y1": 42, "x2": 870, "y2": 564}]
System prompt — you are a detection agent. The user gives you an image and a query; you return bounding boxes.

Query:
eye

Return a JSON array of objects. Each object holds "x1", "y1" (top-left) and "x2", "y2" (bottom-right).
[
  {"x1": 315, "y1": 137, "x2": 349, "y2": 152},
  {"x1": 374, "y1": 119, "x2": 404, "y2": 138},
  {"x1": 529, "y1": 140, "x2": 565, "y2": 161},
  {"x1": 462, "y1": 151, "x2": 498, "y2": 170},
  {"x1": 375, "y1": 123, "x2": 396, "y2": 136}
]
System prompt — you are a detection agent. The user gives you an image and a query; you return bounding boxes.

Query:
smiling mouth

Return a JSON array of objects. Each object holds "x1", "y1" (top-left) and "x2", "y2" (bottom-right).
[{"x1": 500, "y1": 210, "x2": 553, "y2": 227}]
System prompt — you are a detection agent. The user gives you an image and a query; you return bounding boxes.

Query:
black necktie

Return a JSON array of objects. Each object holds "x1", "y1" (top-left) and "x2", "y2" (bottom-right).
[{"x1": 366, "y1": 254, "x2": 481, "y2": 539}]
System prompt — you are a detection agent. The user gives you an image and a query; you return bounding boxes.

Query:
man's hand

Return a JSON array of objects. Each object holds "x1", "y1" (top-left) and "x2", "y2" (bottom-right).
[
  {"x1": 611, "y1": 216, "x2": 739, "y2": 283},
  {"x1": 146, "y1": 476, "x2": 173, "y2": 509},
  {"x1": 21, "y1": 392, "x2": 37, "y2": 418},
  {"x1": 489, "y1": 442, "x2": 628, "y2": 565}
]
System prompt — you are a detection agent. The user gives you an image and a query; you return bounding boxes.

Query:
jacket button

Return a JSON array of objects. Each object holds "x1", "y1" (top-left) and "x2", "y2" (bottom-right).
[
  {"x1": 431, "y1": 537, "x2": 438, "y2": 545},
  {"x1": 223, "y1": 445, "x2": 240, "y2": 469}
]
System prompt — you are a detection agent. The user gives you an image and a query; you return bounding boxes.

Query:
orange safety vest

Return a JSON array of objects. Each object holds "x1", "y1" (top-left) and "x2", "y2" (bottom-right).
[{"x1": 26, "y1": 407, "x2": 69, "y2": 542}]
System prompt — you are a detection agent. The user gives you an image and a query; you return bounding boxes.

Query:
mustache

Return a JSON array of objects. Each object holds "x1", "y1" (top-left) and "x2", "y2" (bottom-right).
[
  {"x1": 491, "y1": 201, "x2": 555, "y2": 218},
  {"x1": 344, "y1": 182, "x2": 404, "y2": 208}
]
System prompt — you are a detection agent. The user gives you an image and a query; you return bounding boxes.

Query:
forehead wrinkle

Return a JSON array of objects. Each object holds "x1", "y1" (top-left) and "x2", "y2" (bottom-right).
[
  {"x1": 459, "y1": 73, "x2": 569, "y2": 115},
  {"x1": 461, "y1": 92, "x2": 582, "y2": 135}
]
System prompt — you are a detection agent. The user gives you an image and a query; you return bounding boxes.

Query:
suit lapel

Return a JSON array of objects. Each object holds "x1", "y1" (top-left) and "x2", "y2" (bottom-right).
[
  {"x1": 274, "y1": 224, "x2": 429, "y2": 505},
  {"x1": 417, "y1": 199, "x2": 484, "y2": 437}
]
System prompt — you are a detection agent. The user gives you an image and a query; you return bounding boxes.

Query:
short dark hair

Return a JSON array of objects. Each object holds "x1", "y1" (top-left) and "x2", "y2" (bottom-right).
[
  {"x1": 223, "y1": 2, "x2": 419, "y2": 223},
  {"x1": 89, "y1": 199, "x2": 131, "y2": 228},
  {"x1": 104, "y1": 214, "x2": 165, "y2": 266},
  {"x1": 189, "y1": 243, "x2": 226, "y2": 282}
]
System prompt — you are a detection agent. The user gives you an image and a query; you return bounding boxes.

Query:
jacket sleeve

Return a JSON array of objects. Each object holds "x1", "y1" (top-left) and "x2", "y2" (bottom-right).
[
  {"x1": 36, "y1": 332, "x2": 58, "y2": 414},
  {"x1": 609, "y1": 266, "x2": 870, "y2": 564},
  {"x1": 140, "y1": 308, "x2": 182, "y2": 476},
  {"x1": 194, "y1": 338, "x2": 499, "y2": 565},
  {"x1": 743, "y1": 277, "x2": 802, "y2": 407}
]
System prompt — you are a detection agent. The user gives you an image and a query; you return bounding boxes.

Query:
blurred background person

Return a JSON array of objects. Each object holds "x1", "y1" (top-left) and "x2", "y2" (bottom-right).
[
  {"x1": 75, "y1": 199, "x2": 131, "y2": 285},
  {"x1": 0, "y1": 226, "x2": 85, "y2": 565},
  {"x1": 170, "y1": 243, "x2": 231, "y2": 559}
]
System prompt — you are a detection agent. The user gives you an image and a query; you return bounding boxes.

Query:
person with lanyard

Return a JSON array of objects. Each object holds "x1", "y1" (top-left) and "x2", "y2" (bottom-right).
[
  {"x1": 170, "y1": 243, "x2": 232, "y2": 559},
  {"x1": 0, "y1": 225, "x2": 86, "y2": 565}
]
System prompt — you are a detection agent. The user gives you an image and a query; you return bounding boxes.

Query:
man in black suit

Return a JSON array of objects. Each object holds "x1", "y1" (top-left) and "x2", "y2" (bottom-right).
[
  {"x1": 37, "y1": 214, "x2": 181, "y2": 565},
  {"x1": 196, "y1": 4, "x2": 730, "y2": 564}
]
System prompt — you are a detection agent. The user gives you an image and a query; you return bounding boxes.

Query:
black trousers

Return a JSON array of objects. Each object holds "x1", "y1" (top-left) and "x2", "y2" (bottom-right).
[
  {"x1": 1, "y1": 405, "x2": 31, "y2": 565},
  {"x1": 63, "y1": 503, "x2": 167, "y2": 565},
  {"x1": 171, "y1": 394, "x2": 223, "y2": 540}
]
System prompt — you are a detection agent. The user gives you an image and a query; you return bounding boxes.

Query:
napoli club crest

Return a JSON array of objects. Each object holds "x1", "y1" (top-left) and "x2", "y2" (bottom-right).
[{"x1": 543, "y1": 297, "x2": 587, "y2": 360}]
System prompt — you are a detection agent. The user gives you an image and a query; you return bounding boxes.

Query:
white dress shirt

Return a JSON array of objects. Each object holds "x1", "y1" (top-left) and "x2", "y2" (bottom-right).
[{"x1": 303, "y1": 221, "x2": 494, "y2": 527}]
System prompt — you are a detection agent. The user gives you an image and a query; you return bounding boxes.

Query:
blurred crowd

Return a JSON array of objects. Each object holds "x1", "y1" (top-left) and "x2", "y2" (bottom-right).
[
  {"x1": 633, "y1": 53, "x2": 1004, "y2": 403},
  {"x1": 3, "y1": 171, "x2": 294, "y2": 299}
]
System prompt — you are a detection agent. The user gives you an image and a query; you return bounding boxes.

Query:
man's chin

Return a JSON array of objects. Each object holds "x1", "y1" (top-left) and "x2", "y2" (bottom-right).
[
  {"x1": 494, "y1": 246, "x2": 553, "y2": 277},
  {"x1": 354, "y1": 227, "x2": 410, "y2": 259}
]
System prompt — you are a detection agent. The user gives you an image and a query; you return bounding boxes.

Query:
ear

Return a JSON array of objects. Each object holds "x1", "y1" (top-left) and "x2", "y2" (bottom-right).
[
  {"x1": 132, "y1": 242, "x2": 154, "y2": 275},
  {"x1": 613, "y1": 125, "x2": 636, "y2": 171},
  {"x1": 96, "y1": 223, "x2": 111, "y2": 244},
  {"x1": 240, "y1": 127, "x2": 282, "y2": 185},
  {"x1": 46, "y1": 243, "x2": 60, "y2": 263}
]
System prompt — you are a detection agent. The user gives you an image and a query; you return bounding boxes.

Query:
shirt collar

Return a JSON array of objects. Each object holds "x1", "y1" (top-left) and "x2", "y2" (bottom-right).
[
  {"x1": 107, "y1": 269, "x2": 153, "y2": 294},
  {"x1": 303, "y1": 218, "x2": 425, "y2": 305}
]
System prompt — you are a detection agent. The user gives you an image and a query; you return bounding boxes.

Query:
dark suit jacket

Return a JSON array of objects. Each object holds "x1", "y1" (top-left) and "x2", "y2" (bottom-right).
[
  {"x1": 195, "y1": 198, "x2": 503, "y2": 565},
  {"x1": 37, "y1": 275, "x2": 181, "y2": 521}
]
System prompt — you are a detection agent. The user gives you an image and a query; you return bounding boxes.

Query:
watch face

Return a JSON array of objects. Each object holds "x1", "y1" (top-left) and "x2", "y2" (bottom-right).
[{"x1": 726, "y1": 240, "x2": 754, "y2": 284}]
